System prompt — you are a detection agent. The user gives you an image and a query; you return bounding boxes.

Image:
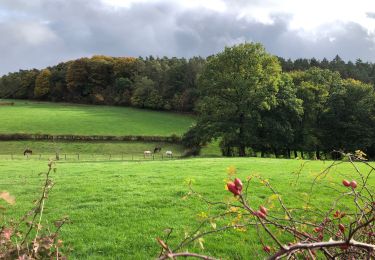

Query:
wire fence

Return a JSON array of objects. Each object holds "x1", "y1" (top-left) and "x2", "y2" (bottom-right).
[{"x1": 0, "y1": 153, "x2": 181, "y2": 162}]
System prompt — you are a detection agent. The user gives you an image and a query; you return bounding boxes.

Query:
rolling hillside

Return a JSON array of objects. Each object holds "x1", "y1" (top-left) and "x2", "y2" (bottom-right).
[{"x1": 0, "y1": 100, "x2": 194, "y2": 136}]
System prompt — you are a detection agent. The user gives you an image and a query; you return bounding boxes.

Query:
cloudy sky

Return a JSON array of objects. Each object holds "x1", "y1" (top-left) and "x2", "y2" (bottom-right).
[{"x1": 0, "y1": 0, "x2": 375, "y2": 75}]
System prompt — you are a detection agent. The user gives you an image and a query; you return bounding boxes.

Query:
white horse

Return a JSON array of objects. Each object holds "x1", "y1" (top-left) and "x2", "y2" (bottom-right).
[
  {"x1": 144, "y1": 150, "x2": 152, "y2": 158},
  {"x1": 165, "y1": 151, "x2": 173, "y2": 158}
]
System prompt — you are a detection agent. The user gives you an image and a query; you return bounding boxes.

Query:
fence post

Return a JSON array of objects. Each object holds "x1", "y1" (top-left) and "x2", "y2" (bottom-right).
[
  {"x1": 65, "y1": 154, "x2": 66, "y2": 160},
  {"x1": 78, "y1": 153, "x2": 79, "y2": 160},
  {"x1": 11, "y1": 153, "x2": 13, "y2": 160},
  {"x1": 162, "y1": 154, "x2": 163, "y2": 160},
  {"x1": 132, "y1": 155, "x2": 134, "y2": 161},
  {"x1": 122, "y1": 153, "x2": 124, "y2": 160},
  {"x1": 39, "y1": 154, "x2": 41, "y2": 160},
  {"x1": 109, "y1": 154, "x2": 111, "y2": 160},
  {"x1": 153, "y1": 154, "x2": 154, "y2": 160}
]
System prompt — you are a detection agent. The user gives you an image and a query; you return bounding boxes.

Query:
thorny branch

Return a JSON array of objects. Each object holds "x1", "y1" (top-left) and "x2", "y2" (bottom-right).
[{"x1": 157, "y1": 152, "x2": 374, "y2": 259}]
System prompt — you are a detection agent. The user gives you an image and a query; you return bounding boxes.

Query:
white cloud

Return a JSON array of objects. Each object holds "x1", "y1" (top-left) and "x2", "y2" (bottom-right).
[
  {"x1": 101, "y1": 0, "x2": 227, "y2": 12},
  {"x1": 17, "y1": 22, "x2": 58, "y2": 45},
  {"x1": 0, "y1": 0, "x2": 374, "y2": 75},
  {"x1": 102, "y1": 0, "x2": 375, "y2": 35}
]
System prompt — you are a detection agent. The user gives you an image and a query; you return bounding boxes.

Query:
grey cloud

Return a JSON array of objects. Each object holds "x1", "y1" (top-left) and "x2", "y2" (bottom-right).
[
  {"x1": 0, "y1": 0, "x2": 374, "y2": 75},
  {"x1": 367, "y1": 12, "x2": 375, "y2": 19}
]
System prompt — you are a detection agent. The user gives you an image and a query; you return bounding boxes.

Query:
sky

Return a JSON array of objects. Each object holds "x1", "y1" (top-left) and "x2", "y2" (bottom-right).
[{"x1": 0, "y1": 0, "x2": 375, "y2": 75}]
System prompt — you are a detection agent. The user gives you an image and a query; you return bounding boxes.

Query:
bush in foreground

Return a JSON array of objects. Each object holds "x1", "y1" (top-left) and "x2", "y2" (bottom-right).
[
  {"x1": 157, "y1": 151, "x2": 374, "y2": 259},
  {"x1": 0, "y1": 161, "x2": 68, "y2": 259}
]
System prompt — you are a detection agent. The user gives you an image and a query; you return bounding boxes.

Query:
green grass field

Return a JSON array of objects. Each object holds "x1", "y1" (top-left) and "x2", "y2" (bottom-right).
[
  {"x1": 0, "y1": 100, "x2": 194, "y2": 136},
  {"x1": 1, "y1": 158, "x2": 372, "y2": 259},
  {"x1": 0, "y1": 140, "x2": 184, "y2": 160},
  {"x1": 0, "y1": 100, "x2": 373, "y2": 259}
]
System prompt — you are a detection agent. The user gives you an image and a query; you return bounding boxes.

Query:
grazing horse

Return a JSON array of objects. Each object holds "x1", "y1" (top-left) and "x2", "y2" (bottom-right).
[
  {"x1": 144, "y1": 150, "x2": 152, "y2": 158},
  {"x1": 24, "y1": 148, "x2": 32, "y2": 156},
  {"x1": 165, "y1": 151, "x2": 173, "y2": 158},
  {"x1": 154, "y1": 147, "x2": 162, "y2": 153}
]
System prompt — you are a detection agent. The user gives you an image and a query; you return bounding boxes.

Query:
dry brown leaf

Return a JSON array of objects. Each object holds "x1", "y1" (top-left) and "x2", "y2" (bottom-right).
[{"x1": 0, "y1": 191, "x2": 15, "y2": 205}]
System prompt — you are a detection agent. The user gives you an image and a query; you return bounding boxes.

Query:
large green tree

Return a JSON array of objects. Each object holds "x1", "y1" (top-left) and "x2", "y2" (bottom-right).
[
  {"x1": 320, "y1": 78, "x2": 375, "y2": 153},
  {"x1": 290, "y1": 68, "x2": 341, "y2": 158},
  {"x1": 255, "y1": 73, "x2": 303, "y2": 158},
  {"x1": 196, "y1": 42, "x2": 283, "y2": 156}
]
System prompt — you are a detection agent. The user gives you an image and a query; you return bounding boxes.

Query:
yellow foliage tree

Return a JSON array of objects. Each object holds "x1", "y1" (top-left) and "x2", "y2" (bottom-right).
[{"x1": 34, "y1": 69, "x2": 51, "y2": 98}]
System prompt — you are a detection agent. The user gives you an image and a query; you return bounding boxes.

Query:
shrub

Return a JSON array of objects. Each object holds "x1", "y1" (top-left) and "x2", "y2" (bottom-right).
[
  {"x1": 157, "y1": 151, "x2": 374, "y2": 259},
  {"x1": 0, "y1": 161, "x2": 68, "y2": 259}
]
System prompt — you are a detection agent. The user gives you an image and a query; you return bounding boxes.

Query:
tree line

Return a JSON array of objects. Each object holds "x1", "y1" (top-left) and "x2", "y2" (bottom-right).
[
  {"x1": 1, "y1": 52, "x2": 375, "y2": 112},
  {"x1": 0, "y1": 55, "x2": 205, "y2": 112},
  {"x1": 1, "y1": 44, "x2": 375, "y2": 158},
  {"x1": 182, "y1": 43, "x2": 375, "y2": 159}
]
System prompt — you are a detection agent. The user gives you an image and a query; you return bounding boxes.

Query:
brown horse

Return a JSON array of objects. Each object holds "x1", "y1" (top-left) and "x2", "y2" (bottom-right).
[
  {"x1": 23, "y1": 148, "x2": 32, "y2": 156},
  {"x1": 154, "y1": 147, "x2": 162, "y2": 153}
]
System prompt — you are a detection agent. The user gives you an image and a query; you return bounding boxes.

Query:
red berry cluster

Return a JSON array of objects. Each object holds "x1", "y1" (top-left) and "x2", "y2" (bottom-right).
[
  {"x1": 254, "y1": 206, "x2": 268, "y2": 219},
  {"x1": 342, "y1": 179, "x2": 357, "y2": 188},
  {"x1": 226, "y1": 178, "x2": 243, "y2": 196}
]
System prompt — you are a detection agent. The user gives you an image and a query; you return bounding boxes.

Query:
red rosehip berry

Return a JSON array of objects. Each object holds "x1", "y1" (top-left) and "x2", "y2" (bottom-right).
[
  {"x1": 314, "y1": 227, "x2": 322, "y2": 233},
  {"x1": 263, "y1": 245, "x2": 271, "y2": 253},
  {"x1": 339, "y1": 223, "x2": 345, "y2": 233},
  {"x1": 259, "y1": 206, "x2": 268, "y2": 216},
  {"x1": 234, "y1": 178, "x2": 243, "y2": 191},
  {"x1": 227, "y1": 182, "x2": 240, "y2": 196},
  {"x1": 257, "y1": 210, "x2": 266, "y2": 219},
  {"x1": 350, "y1": 180, "x2": 357, "y2": 189},
  {"x1": 342, "y1": 180, "x2": 351, "y2": 187}
]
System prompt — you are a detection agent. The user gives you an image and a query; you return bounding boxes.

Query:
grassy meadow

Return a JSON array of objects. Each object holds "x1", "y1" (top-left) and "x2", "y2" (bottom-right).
[
  {"x1": 0, "y1": 140, "x2": 185, "y2": 160},
  {"x1": 1, "y1": 157, "x2": 372, "y2": 259},
  {"x1": 0, "y1": 100, "x2": 194, "y2": 136},
  {"x1": 1, "y1": 100, "x2": 373, "y2": 259}
]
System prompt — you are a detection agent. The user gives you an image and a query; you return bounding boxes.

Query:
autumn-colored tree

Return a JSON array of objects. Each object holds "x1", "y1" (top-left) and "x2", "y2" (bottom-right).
[
  {"x1": 34, "y1": 69, "x2": 52, "y2": 99},
  {"x1": 66, "y1": 58, "x2": 89, "y2": 100}
]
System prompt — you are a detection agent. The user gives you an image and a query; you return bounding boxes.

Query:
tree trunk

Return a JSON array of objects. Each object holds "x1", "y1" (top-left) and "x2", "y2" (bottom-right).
[
  {"x1": 261, "y1": 151, "x2": 265, "y2": 158},
  {"x1": 316, "y1": 147, "x2": 321, "y2": 160},
  {"x1": 301, "y1": 151, "x2": 304, "y2": 159},
  {"x1": 238, "y1": 113, "x2": 246, "y2": 157},
  {"x1": 239, "y1": 145, "x2": 246, "y2": 157},
  {"x1": 287, "y1": 148, "x2": 291, "y2": 159},
  {"x1": 294, "y1": 150, "x2": 298, "y2": 158},
  {"x1": 273, "y1": 149, "x2": 278, "y2": 158}
]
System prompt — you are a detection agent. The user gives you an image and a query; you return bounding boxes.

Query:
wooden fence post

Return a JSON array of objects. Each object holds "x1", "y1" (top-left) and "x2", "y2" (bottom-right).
[
  {"x1": 77, "y1": 153, "x2": 80, "y2": 160},
  {"x1": 64, "y1": 154, "x2": 66, "y2": 160}
]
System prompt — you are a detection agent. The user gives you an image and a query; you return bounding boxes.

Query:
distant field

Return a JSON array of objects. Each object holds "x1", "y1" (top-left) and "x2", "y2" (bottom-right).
[
  {"x1": 1, "y1": 158, "x2": 372, "y2": 259},
  {"x1": 0, "y1": 100, "x2": 194, "y2": 136},
  {"x1": 0, "y1": 140, "x2": 184, "y2": 161}
]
